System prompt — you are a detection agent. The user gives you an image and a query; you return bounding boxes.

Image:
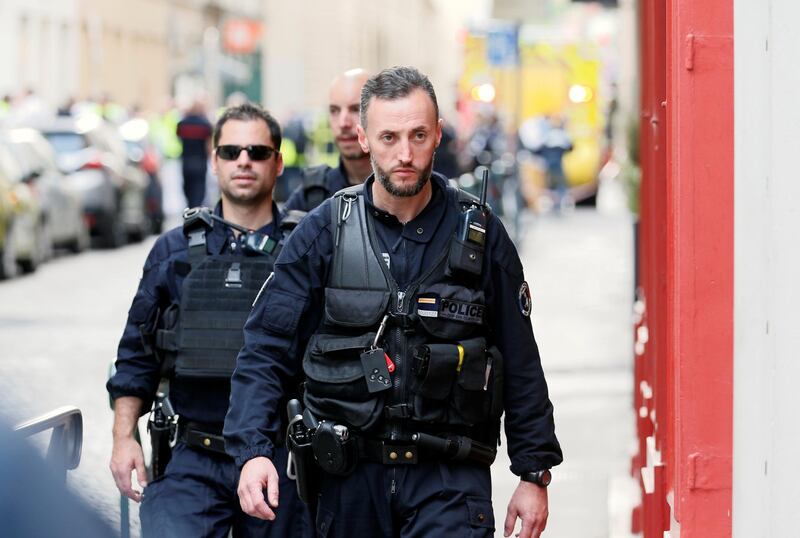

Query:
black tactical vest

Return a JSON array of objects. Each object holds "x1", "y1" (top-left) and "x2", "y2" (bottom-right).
[
  {"x1": 157, "y1": 219, "x2": 279, "y2": 380},
  {"x1": 302, "y1": 185, "x2": 504, "y2": 439}
]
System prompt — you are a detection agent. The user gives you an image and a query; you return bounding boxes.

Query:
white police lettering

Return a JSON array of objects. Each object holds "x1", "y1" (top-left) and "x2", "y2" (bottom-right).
[{"x1": 518, "y1": 281, "x2": 532, "y2": 317}]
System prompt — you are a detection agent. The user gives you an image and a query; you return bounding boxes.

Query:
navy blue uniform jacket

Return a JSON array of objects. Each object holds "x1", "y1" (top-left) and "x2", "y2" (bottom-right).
[
  {"x1": 224, "y1": 174, "x2": 562, "y2": 475},
  {"x1": 282, "y1": 159, "x2": 351, "y2": 214}
]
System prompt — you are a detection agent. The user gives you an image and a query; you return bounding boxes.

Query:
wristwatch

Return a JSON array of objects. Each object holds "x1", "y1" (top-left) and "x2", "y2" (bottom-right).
[{"x1": 520, "y1": 469, "x2": 552, "y2": 487}]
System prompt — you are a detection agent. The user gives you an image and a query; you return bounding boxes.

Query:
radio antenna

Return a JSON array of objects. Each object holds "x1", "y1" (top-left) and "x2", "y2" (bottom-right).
[{"x1": 479, "y1": 168, "x2": 489, "y2": 207}]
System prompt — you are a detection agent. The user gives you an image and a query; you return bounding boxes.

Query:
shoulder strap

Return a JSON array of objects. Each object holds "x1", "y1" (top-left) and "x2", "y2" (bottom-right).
[
  {"x1": 329, "y1": 185, "x2": 387, "y2": 290},
  {"x1": 182, "y1": 206, "x2": 213, "y2": 265}
]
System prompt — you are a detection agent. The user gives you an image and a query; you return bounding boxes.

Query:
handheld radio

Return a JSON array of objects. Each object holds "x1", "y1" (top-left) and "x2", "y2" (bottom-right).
[{"x1": 448, "y1": 168, "x2": 489, "y2": 277}]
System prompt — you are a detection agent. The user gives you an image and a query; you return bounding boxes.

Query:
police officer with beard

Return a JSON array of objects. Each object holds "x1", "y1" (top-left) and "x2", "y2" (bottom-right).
[
  {"x1": 283, "y1": 69, "x2": 373, "y2": 213},
  {"x1": 108, "y1": 103, "x2": 311, "y2": 537},
  {"x1": 224, "y1": 68, "x2": 562, "y2": 538}
]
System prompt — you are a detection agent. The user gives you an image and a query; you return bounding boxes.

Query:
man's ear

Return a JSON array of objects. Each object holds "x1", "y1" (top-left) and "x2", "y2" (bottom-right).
[
  {"x1": 276, "y1": 151, "x2": 284, "y2": 177},
  {"x1": 435, "y1": 118, "x2": 444, "y2": 148},
  {"x1": 357, "y1": 124, "x2": 370, "y2": 153}
]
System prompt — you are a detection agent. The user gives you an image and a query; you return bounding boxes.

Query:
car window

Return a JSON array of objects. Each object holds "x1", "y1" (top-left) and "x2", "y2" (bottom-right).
[{"x1": 43, "y1": 132, "x2": 88, "y2": 154}]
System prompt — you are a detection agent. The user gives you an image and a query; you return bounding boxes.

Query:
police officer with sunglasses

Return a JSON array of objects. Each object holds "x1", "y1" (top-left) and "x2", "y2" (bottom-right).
[{"x1": 108, "y1": 103, "x2": 312, "y2": 537}]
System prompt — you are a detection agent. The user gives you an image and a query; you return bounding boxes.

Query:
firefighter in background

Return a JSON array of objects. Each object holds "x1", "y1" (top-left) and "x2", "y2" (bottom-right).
[{"x1": 176, "y1": 99, "x2": 213, "y2": 208}]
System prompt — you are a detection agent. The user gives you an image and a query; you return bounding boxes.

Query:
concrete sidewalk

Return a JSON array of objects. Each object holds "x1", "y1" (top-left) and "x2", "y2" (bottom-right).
[{"x1": 491, "y1": 200, "x2": 639, "y2": 537}]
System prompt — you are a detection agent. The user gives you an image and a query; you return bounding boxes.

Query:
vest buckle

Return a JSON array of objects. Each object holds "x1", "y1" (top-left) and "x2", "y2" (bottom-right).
[
  {"x1": 225, "y1": 262, "x2": 243, "y2": 288},
  {"x1": 384, "y1": 404, "x2": 413, "y2": 419}
]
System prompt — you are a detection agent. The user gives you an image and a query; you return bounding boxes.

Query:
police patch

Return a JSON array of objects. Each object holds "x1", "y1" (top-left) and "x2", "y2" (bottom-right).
[
  {"x1": 438, "y1": 298, "x2": 485, "y2": 324},
  {"x1": 518, "y1": 281, "x2": 532, "y2": 317}
]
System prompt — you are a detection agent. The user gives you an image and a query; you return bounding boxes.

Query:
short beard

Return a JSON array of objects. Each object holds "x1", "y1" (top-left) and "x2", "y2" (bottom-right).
[
  {"x1": 340, "y1": 147, "x2": 368, "y2": 161},
  {"x1": 371, "y1": 154, "x2": 434, "y2": 198}
]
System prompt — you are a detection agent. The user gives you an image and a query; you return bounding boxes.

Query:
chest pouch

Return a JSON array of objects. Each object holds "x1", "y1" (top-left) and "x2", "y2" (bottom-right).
[
  {"x1": 410, "y1": 336, "x2": 498, "y2": 427},
  {"x1": 302, "y1": 332, "x2": 386, "y2": 430},
  {"x1": 414, "y1": 283, "x2": 486, "y2": 341}
]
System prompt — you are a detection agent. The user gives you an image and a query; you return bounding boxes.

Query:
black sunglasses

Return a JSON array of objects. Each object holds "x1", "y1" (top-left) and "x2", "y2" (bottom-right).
[{"x1": 216, "y1": 144, "x2": 277, "y2": 161}]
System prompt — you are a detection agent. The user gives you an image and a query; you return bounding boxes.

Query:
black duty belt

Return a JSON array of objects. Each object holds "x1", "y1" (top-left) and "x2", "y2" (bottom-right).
[{"x1": 177, "y1": 421, "x2": 227, "y2": 455}]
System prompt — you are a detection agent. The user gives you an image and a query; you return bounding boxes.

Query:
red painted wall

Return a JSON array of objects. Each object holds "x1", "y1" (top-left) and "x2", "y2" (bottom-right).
[{"x1": 634, "y1": 0, "x2": 733, "y2": 535}]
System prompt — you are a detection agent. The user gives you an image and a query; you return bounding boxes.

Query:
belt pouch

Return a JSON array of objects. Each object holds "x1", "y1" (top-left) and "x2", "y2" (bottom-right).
[{"x1": 414, "y1": 344, "x2": 459, "y2": 400}]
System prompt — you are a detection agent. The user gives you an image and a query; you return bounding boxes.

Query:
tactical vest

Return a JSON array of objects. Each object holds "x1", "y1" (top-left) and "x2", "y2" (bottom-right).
[
  {"x1": 156, "y1": 216, "x2": 279, "y2": 380},
  {"x1": 302, "y1": 185, "x2": 504, "y2": 439}
]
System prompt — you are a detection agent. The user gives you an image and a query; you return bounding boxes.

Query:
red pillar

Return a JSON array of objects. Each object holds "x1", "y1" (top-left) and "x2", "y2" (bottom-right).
[{"x1": 634, "y1": 0, "x2": 733, "y2": 535}]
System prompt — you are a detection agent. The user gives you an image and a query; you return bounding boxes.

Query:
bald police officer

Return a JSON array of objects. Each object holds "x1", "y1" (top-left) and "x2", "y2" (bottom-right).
[{"x1": 283, "y1": 69, "x2": 373, "y2": 213}]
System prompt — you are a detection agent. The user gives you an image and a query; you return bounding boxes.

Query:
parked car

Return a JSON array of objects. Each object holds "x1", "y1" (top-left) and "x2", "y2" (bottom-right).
[
  {"x1": 4, "y1": 128, "x2": 90, "y2": 253},
  {"x1": 0, "y1": 143, "x2": 47, "y2": 276},
  {"x1": 37, "y1": 115, "x2": 149, "y2": 248},
  {"x1": 119, "y1": 118, "x2": 164, "y2": 234}
]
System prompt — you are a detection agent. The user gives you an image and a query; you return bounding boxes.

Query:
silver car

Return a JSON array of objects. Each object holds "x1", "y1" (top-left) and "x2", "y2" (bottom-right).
[
  {"x1": 39, "y1": 116, "x2": 149, "y2": 248},
  {"x1": 4, "y1": 128, "x2": 90, "y2": 254}
]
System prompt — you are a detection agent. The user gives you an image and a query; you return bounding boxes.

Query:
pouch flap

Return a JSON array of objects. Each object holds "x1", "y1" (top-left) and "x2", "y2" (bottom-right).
[
  {"x1": 466, "y1": 496, "x2": 495, "y2": 530},
  {"x1": 303, "y1": 333, "x2": 375, "y2": 383},
  {"x1": 324, "y1": 288, "x2": 390, "y2": 328}
]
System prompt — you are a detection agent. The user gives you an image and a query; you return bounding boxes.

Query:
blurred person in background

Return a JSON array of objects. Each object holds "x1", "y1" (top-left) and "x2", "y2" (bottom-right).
[
  {"x1": 108, "y1": 103, "x2": 312, "y2": 537},
  {"x1": 283, "y1": 68, "x2": 373, "y2": 213},
  {"x1": 177, "y1": 98, "x2": 213, "y2": 208},
  {"x1": 534, "y1": 115, "x2": 574, "y2": 211}
]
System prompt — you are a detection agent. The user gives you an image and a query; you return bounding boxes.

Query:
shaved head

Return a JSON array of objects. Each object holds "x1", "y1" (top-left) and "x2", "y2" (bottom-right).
[{"x1": 328, "y1": 68, "x2": 371, "y2": 161}]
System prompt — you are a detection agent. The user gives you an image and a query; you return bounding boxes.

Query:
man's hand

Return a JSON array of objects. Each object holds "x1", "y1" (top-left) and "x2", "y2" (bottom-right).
[
  {"x1": 504, "y1": 481, "x2": 549, "y2": 538},
  {"x1": 237, "y1": 456, "x2": 280, "y2": 520},
  {"x1": 110, "y1": 396, "x2": 146, "y2": 502},
  {"x1": 109, "y1": 436, "x2": 147, "y2": 502}
]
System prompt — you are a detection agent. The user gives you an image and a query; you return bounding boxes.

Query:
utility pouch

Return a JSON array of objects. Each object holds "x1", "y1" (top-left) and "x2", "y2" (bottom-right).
[
  {"x1": 411, "y1": 344, "x2": 459, "y2": 400},
  {"x1": 451, "y1": 337, "x2": 490, "y2": 425},
  {"x1": 303, "y1": 333, "x2": 385, "y2": 430},
  {"x1": 456, "y1": 337, "x2": 488, "y2": 391}
]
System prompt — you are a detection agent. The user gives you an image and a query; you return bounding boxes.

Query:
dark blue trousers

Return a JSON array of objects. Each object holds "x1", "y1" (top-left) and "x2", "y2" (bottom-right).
[
  {"x1": 141, "y1": 442, "x2": 312, "y2": 538},
  {"x1": 315, "y1": 461, "x2": 495, "y2": 538},
  {"x1": 182, "y1": 159, "x2": 207, "y2": 208}
]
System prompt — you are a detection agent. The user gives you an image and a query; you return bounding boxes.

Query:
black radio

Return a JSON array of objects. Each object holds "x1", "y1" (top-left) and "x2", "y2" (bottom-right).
[{"x1": 448, "y1": 168, "x2": 489, "y2": 277}]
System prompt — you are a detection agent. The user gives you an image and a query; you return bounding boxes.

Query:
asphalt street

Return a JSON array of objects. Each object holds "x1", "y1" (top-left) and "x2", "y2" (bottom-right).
[{"x1": 0, "y1": 175, "x2": 638, "y2": 537}]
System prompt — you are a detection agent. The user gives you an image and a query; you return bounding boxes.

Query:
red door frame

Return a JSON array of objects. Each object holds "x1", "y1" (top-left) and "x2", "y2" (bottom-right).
[{"x1": 634, "y1": 0, "x2": 733, "y2": 535}]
